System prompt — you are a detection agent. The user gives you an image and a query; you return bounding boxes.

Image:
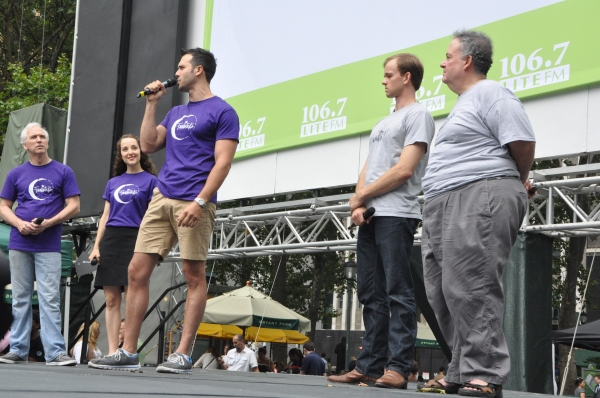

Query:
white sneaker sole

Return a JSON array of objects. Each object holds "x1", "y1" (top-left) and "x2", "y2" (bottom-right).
[
  {"x1": 46, "y1": 360, "x2": 77, "y2": 366},
  {"x1": 156, "y1": 365, "x2": 192, "y2": 374},
  {"x1": 88, "y1": 362, "x2": 140, "y2": 370}
]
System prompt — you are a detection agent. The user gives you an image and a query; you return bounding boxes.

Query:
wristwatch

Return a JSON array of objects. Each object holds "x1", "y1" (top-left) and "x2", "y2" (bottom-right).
[{"x1": 194, "y1": 197, "x2": 207, "y2": 209}]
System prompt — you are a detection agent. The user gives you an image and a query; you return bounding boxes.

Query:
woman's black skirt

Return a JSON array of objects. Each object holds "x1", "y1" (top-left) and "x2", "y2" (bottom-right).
[{"x1": 94, "y1": 226, "x2": 138, "y2": 289}]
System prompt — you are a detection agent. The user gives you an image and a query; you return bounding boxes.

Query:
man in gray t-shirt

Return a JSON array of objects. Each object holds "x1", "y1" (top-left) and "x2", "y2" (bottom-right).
[
  {"x1": 328, "y1": 53, "x2": 434, "y2": 389},
  {"x1": 419, "y1": 30, "x2": 536, "y2": 394}
]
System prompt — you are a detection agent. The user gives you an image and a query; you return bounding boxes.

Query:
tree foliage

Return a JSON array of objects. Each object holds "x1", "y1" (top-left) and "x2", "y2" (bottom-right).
[
  {"x1": 0, "y1": 0, "x2": 76, "y2": 153},
  {"x1": 0, "y1": 0, "x2": 76, "y2": 78},
  {"x1": 0, "y1": 55, "x2": 71, "y2": 136}
]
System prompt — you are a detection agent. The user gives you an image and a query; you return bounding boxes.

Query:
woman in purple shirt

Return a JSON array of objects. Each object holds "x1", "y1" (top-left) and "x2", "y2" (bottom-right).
[{"x1": 89, "y1": 135, "x2": 158, "y2": 355}]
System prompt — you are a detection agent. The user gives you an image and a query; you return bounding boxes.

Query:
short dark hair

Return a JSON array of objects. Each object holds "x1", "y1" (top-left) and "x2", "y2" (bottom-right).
[
  {"x1": 410, "y1": 361, "x2": 419, "y2": 375},
  {"x1": 453, "y1": 30, "x2": 493, "y2": 76},
  {"x1": 32, "y1": 310, "x2": 40, "y2": 325},
  {"x1": 181, "y1": 47, "x2": 217, "y2": 83},
  {"x1": 258, "y1": 347, "x2": 267, "y2": 354},
  {"x1": 303, "y1": 341, "x2": 316, "y2": 352},
  {"x1": 233, "y1": 334, "x2": 245, "y2": 343},
  {"x1": 439, "y1": 366, "x2": 446, "y2": 372},
  {"x1": 384, "y1": 53, "x2": 425, "y2": 91}
]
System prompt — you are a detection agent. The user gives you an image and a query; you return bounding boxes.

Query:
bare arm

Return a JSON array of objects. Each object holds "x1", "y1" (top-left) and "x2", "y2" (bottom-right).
[
  {"x1": 139, "y1": 80, "x2": 168, "y2": 153},
  {"x1": 89, "y1": 201, "x2": 110, "y2": 263},
  {"x1": 197, "y1": 139, "x2": 238, "y2": 202},
  {"x1": 0, "y1": 198, "x2": 33, "y2": 235},
  {"x1": 349, "y1": 142, "x2": 427, "y2": 211},
  {"x1": 507, "y1": 140, "x2": 536, "y2": 183},
  {"x1": 251, "y1": 366, "x2": 259, "y2": 373},
  {"x1": 177, "y1": 139, "x2": 238, "y2": 228}
]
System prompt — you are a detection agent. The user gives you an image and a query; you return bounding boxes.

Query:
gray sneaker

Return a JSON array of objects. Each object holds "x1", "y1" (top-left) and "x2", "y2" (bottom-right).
[
  {"x1": 0, "y1": 352, "x2": 28, "y2": 364},
  {"x1": 88, "y1": 348, "x2": 140, "y2": 370},
  {"x1": 46, "y1": 353, "x2": 76, "y2": 366},
  {"x1": 156, "y1": 352, "x2": 192, "y2": 374}
]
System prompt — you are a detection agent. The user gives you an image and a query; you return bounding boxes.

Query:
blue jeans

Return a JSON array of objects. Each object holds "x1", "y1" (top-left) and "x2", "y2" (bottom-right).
[
  {"x1": 8, "y1": 250, "x2": 66, "y2": 362},
  {"x1": 355, "y1": 216, "x2": 418, "y2": 379}
]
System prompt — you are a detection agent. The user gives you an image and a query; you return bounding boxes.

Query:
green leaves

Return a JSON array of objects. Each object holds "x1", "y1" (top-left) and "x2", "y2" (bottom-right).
[{"x1": 0, "y1": 55, "x2": 71, "y2": 151}]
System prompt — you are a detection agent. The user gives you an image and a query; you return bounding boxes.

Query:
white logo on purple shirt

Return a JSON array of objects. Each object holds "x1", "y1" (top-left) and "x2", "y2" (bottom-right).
[
  {"x1": 28, "y1": 178, "x2": 54, "y2": 201},
  {"x1": 171, "y1": 115, "x2": 197, "y2": 141},
  {"x1": 114, "y1": 184, "x2": 140, "y2": 204}
]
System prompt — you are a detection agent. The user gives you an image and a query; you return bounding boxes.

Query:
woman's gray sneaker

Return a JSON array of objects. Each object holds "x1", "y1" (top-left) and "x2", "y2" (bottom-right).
[
  {"x1": 0, "y1": 352, "x2": 27, "y2": 364},
  {"x1": 46, "y1": 353, "x2": 76, "y2": 366},
  {"x1": 156, "y1": 352, "x2": 192, "y2": 374},
  {"x1": 88, "y1": 348, "x2": 140, "y2": 370}
]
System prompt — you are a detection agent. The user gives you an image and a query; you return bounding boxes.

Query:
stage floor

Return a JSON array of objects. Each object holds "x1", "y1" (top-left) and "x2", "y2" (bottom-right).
[{"x1": 0, "y1": 363, "x2": 551, "y2": 398}]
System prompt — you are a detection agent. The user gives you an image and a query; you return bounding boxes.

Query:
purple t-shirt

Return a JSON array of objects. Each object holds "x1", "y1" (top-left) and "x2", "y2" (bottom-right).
[
  {"x1": 159, "y1": 96, "x2": 239, "y2": 202},
  {"x1": 0, "y1": 160, "x2": 80, "y2": 252},
  {"x1": 102, "y1": 171, "x2": 158, "y2": 228}
]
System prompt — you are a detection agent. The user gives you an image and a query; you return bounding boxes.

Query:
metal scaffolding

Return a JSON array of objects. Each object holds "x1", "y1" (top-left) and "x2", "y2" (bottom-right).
[
  {"x1": 68, "y1": 164, "x2": 599, "y2": 261},
  {"x1": 155, "y1": 164, "x2": 600, "y2": 261}
]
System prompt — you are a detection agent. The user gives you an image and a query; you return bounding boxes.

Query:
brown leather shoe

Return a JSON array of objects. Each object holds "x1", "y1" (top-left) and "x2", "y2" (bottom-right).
[
  {"x1": 374, "y1": 369, "x2": 408, "y2": 389},
  {"x1": 328, "y1": 369, "x2": 379, "y2": 384}
]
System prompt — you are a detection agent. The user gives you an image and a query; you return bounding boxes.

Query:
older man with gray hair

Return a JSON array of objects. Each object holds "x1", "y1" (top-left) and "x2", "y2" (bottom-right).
[
  {"x1": 420, "y1": 30, "x2": 536, "y2": 397},
  {"x1": 0, "y1": 122, "x2": 80, "y2": 366}
]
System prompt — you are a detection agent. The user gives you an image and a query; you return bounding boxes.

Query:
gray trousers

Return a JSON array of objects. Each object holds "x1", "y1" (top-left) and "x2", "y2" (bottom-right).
[{"x1": 422, "y1": 177, "x2": 527, "y2": 385}]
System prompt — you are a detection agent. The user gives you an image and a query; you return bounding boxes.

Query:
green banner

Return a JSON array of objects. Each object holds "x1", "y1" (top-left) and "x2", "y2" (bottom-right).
[
  {"x1": 229, "y1": 0, "x2": 600, "y2": 160},
  {"x1": 252, "y1": 315, "x2": 299, "y2": 330},
  {"x1": 415, "y1": 338, "x2": 441, "y2": 349}
]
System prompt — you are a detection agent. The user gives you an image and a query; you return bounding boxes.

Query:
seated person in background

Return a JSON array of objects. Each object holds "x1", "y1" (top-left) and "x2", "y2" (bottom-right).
[
  {"x1": 286, "y1": 348, "x2": 303, "y2": 374},
  {"x1": 434, "y1": 366, "x2": 446, "y2": 381},
  {"x1": 274, "y1": 360, "x2": 287, "y2": 374},
  {"x1": 348, "y1": 356, "x2": 357, "y2": 372},
  {"x1": 408, "y1": 361, "x2": 420, "y2": 382},
  {"x1": 71, "y1": 321, "x2": 102, "y2": 363},
  {"x1": 28, "y1": 310, "x2": 45, "y2": 362},
  {"x1": 193, "y1": 346, "x2": 219, "y2": 369},
  {"x1": 300, "y1": 341, "x2": 326, "y2": 376},
  {"x1": 256, "y1": 346, "x2": 274, "y2": 373},
  {"x1": 219, "y1": 334, "x2": 258, "y2": 372}
]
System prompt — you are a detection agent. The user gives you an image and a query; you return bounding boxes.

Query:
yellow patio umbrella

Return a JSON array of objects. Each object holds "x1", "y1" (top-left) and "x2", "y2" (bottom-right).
[
  {"x1": 197, "y1": 323, "x2": 243, "y2": 339},
  {"x1": 245, "y1": 326, "x2": 309, "y2": 344},
  {"x1": 282, "y1": 329, "x2": 310, "y2": 344}
]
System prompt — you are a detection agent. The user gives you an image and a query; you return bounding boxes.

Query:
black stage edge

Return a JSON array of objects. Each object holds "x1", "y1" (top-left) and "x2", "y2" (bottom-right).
[
  {"x1": 0, "y1": 364, "x2": 553, "y2": 398},
  {"x1": 68, "y1": 0, "x2": 187, "y2": 217}
]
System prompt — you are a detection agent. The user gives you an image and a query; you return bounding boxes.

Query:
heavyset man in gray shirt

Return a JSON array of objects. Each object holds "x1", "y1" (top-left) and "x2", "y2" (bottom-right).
[
  {"x1": 420, "y1": 30, "x2": 536, "y2": 397},
  {"x1": 329, "y1": 53, "x2": 434, "y2": 389}
]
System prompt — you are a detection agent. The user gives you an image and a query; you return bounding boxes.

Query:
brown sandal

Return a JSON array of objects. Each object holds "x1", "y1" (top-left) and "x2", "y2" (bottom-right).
[{"x1": 417, "y1": 380, "x2": 461, "y2": 394}]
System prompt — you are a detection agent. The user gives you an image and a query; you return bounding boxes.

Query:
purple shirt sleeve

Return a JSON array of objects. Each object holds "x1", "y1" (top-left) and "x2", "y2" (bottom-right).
[{"x1": 216, "y1": 108, "x2": 240, "y2": 142}]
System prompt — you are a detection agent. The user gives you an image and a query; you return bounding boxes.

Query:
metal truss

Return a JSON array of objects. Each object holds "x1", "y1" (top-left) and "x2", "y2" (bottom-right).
[
  {"x1": 72, "y1": 165, "x2": 600, "y2": 260},
  {"x1": 525, "y1": 164, "x2": 600, "y2": 237}
]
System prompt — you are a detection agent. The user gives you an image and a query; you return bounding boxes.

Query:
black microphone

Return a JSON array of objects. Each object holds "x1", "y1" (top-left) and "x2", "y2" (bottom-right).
[
  {"x1": 351, "y1": 207, "x2": 376, "y2": 228},
  {"x1": 91, "y1": 258, "x2": 98, "y2": 266},
  {"x1": 137, "y1": 78, "x2": 178, "y2": 98},
  {"x1": 34, "y1": 217, "x2": 44, "y2": 225}
]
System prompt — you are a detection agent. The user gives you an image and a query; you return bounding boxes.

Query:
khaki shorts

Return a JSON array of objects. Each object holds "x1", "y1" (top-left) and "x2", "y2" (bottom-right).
[{"x1": 135, "y1": 188, "x2": 216, "y2": 261}]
